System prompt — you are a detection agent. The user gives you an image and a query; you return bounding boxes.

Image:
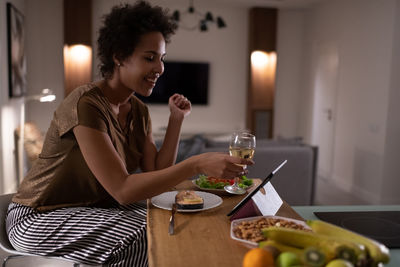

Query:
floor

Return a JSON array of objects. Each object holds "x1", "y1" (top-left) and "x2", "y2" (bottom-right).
[{"x1": 0, "y1": 177, "x2": 370, "y2": 266}]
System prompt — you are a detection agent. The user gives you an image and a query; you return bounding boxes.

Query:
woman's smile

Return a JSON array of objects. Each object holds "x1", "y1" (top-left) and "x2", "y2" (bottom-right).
[{"x1": 145, "y1": 73, "x2": 160, "y2": 87}]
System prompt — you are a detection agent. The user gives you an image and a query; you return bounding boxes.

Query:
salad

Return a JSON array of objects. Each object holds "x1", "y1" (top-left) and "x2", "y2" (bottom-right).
[{"x1": 195, "y1": 175, "x2": 253, "y2": 190}]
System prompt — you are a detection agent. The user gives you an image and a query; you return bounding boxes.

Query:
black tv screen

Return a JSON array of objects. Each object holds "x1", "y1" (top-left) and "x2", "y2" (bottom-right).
[{"x1": 136, "y1": 61, "x2": 209, "y2": 105}]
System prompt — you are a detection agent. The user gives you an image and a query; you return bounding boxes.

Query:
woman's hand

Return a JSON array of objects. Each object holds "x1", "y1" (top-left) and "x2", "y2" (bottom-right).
[
  {"x1": 194, "y1": 152, "x2": 254, "y2": 178},
  {"x1": 169, "y1": 93, "x2": 191, "y2": 119}
]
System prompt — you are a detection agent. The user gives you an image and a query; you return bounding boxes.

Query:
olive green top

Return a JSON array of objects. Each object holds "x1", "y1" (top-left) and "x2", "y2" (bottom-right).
[{"x1": 13, "y1": 83, "x2": 151, "y2": 212}]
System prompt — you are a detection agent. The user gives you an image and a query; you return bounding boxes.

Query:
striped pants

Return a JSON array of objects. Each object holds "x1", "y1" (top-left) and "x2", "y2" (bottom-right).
[{"x1": 6, "y1": 202, "x2": 148, "y2": 266}]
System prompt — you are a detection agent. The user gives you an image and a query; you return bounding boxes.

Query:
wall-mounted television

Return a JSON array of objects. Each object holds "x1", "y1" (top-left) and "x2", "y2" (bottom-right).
[{"x1": 136, "y1": 61, "x2": 209, "y2": 105}]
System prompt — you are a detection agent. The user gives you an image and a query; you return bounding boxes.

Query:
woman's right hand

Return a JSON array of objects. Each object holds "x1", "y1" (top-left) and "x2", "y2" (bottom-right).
[{"x1": 194, "y1": 152, "x2": 254, "y2": 178}]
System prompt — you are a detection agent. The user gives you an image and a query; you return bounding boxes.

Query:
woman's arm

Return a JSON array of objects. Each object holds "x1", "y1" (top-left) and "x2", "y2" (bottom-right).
[
  {"x1": 73, "y1": 125, "x2": 252, "y2": 204},
  {"x1": 141, "y1": 94, "x2": 191, "y2": 171}
]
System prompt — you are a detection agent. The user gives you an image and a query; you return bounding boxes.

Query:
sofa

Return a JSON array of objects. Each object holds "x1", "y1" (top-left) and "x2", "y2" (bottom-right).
[{"x1": 170, "y1": 134, "x2": 318, "y2": 206}]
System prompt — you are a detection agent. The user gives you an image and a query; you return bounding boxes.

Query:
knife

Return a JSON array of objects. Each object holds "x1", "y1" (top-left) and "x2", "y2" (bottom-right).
[{"x1": 168, "y1": 203, "x2": 177, "y2": 235}]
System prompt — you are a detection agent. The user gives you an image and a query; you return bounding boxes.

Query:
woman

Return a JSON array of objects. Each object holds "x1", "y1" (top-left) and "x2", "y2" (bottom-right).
[{"x1": 6, "y1": 1, "x2": 252, "y2": 266}]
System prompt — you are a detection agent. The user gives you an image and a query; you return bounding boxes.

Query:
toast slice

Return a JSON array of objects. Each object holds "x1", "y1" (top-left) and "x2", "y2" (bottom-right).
[{"x1": 175, "y1": 190, "x2": 204, "y2": 210}]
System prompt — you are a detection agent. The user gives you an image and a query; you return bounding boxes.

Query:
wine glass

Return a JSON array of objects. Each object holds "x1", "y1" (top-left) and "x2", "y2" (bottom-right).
[{"x1": 224, "y1": 131, "x2": 256, "y2": 195}]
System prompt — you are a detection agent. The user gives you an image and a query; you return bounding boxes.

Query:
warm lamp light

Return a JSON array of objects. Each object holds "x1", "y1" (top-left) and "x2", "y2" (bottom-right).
[
  {"x1": 18, "y1": 89, "x2": 56, "y2": 182},
  {"x1": 251, "y1": 50, "x2": 276, "y2": 68},
  {"x1": 66, "y1": 44, "x2": 92, "y2": 64},
  {"x1": 63, "y1": 44, "x2": 92, "y2": 96},
  {"x1": 250, "y1": 50, "x2": 277, "y2": 109}
]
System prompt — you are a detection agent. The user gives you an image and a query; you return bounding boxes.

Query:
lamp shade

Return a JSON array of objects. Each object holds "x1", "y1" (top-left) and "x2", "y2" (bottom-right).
[
  {"x1": 172, "y1": 10, "x2": 180, "y2": 21},
  {"x1": 200, "y1": 20, "x2": 208, "y2": 32},
  {"x1": 26, "y1": 88, "x2": 56, "y2": 102},
  {"x1": 205, "y1": 12, "x2": 214, "y2": 22},
  {"x1": 173, "y1": 0, "x2": 226, "y2": 32},
  {"x1": 217, "y1": 17, "x2": 226, "y2": 28},
  {"x1": 40, "y1": 94, "x2": 56, "y2": 103}
]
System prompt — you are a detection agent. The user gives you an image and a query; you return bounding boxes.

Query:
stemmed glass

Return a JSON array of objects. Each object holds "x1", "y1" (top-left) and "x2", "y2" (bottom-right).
[{"x1": 224, "y1": 131, "x2": 256, "y2": 195}]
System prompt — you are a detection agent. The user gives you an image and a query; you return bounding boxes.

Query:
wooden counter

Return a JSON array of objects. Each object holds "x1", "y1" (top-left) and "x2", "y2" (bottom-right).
[{"x1": 147, "y1": 180, "x2": 302, "y2": 267}]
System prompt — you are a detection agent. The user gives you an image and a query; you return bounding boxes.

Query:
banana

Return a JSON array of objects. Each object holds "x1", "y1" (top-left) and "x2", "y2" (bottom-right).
[
  {"x1": 262, "y1": 226, "x2": 366, "y2": 264},
  {"x1": 307, "y1": 219, "x2": 390, "y2": 264}
]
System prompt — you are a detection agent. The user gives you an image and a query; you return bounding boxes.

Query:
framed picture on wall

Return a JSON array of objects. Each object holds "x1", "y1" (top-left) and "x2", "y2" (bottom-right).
[{"x1": 7, "y1": 2, "x2": 27, "y2": 98}]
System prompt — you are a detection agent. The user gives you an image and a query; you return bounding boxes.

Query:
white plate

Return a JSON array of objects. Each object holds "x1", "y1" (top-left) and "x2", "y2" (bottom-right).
[
  {"x1": 230, "y1": 215, "x2": 311, "y2": 247},
  {"x1": 151, "y1": 191, "x2": 223, "y2": 213}
]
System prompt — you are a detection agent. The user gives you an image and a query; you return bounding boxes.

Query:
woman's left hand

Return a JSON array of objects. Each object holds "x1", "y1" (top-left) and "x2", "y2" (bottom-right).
[{"x1": 169, "y1": 94, "x2": 192, "y2": 119}]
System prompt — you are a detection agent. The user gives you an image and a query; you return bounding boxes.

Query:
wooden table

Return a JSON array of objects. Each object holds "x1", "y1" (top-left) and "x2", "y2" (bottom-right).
[{"x1": 147, "y1": 180, "x2": 302, "y2": 267}]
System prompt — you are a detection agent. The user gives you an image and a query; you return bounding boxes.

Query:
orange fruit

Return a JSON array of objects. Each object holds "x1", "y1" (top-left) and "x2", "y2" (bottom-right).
[{"x1": 243, "y1": 248, "x2": 274, "y2": 267}]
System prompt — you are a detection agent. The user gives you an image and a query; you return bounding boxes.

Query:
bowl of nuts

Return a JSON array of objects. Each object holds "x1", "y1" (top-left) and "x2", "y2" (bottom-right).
[{"x1": 230, "y1": 215, "x2": 311, "y2": 247}]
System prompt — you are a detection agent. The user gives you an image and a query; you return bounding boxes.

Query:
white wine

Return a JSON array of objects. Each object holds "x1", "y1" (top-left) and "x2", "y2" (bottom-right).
[
  {"x1": 225, "y1": 132, "x2": 256, "y2": 194},
  {"x1": 229, "y1": 147, "x2": 255, "y2": 160}
]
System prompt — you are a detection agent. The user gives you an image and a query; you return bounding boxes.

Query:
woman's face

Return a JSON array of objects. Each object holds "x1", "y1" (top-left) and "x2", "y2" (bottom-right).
[{"x1": 118, "y1": 31, "x2": 166, "y2": 97}]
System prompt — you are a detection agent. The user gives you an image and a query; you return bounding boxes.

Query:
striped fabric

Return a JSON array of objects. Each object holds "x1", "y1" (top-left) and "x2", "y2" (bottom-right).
[{"x1": 6, "y1": 202, "x2": 148, "y2": 266}]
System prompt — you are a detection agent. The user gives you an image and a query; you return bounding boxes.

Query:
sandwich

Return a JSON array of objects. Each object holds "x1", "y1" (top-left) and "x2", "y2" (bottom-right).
[{"x1": 175, "y1": 190, "x2": 204, "y2": 210}]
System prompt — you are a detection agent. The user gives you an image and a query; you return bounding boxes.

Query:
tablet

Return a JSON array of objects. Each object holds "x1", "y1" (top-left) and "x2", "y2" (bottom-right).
[{"x1": 227, "y1": 160, "x2": 287, "y2": 217}]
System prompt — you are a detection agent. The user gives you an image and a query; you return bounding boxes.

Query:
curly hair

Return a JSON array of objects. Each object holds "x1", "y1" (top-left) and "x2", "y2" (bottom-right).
[{"x1": 97, "y1": 1, "x2": 177, "y2": 78}]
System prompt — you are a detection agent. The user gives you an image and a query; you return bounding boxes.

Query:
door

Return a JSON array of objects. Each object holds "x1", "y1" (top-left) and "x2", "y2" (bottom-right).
[{"x1": 311, "y1": 42, "x2": 339, "y2": 180}]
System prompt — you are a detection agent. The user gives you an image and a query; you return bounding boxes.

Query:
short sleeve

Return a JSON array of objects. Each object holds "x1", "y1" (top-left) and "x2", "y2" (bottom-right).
[
  {"x1": 77, "y1": 96, "x2": 108, "y2": 133},
  {"x1": 145, "y1": 111, "x2": 152, "y2": 134},
  {"x1": 139, "y1": 103, "x2": 151, "y2": 135},
  {"x1": 53, "y1": 84, "x2": 93, "y2": 137}
]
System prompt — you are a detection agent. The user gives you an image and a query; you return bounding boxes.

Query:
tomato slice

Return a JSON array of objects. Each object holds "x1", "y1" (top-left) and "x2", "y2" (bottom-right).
[{"x1": 205, "y1": 176, "x2": 235, "y2": 186}]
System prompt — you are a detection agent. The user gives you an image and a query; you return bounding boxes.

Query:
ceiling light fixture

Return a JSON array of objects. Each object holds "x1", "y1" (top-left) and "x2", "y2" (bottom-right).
[{"x1": 172, "y1": 0, "x2": 226, "y2": 32}]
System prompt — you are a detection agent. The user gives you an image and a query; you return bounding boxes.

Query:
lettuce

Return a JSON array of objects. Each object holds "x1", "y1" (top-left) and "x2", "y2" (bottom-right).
[{"x1": 195, "y1": 175, "x2": 253, "y2": 189}]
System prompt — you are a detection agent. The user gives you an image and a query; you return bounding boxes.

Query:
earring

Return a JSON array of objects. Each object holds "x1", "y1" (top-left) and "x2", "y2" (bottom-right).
[{"x1": 117, "y1": 63, "x2": 121, "y2": 67}]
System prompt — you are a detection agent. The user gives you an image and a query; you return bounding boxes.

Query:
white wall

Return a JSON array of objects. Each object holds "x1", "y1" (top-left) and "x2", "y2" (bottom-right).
[
  {"x1": 24, "y1": 0, "x2": 63, "y2": 131},
  {"x1": 381, "y1": 1, "x2": 400, "y2": 204},
  {"x1": 92, "y1": 0, "x2": 249, "y2": 136},
  {"x1": 0, "y1": 0, "x2": 63, "y2": 193},
  {"x1": 275, "y1": 0, "x2": 399, "y2": 203},
  {"x1": 0, "y1": 0, "x2": 25, "y2": 193},
  {"x1": 274, "y1": 10, "x2": 305, "y2": 139}
]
